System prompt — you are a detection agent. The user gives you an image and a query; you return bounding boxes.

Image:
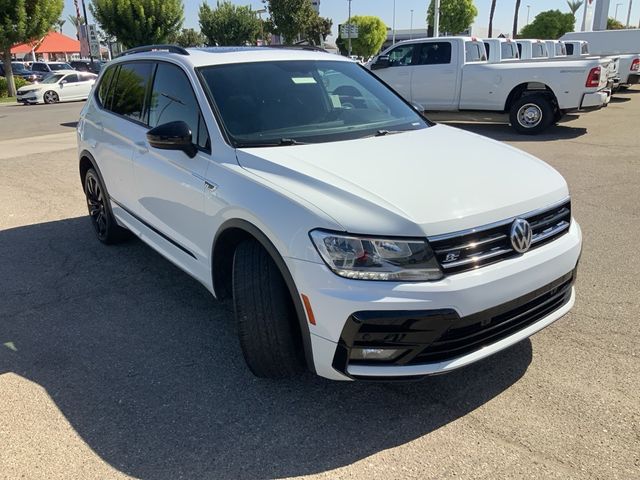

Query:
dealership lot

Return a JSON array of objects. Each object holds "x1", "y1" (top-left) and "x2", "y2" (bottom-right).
[{"x1": 0, "y1": 94, "x2": 639, "y2": 479}]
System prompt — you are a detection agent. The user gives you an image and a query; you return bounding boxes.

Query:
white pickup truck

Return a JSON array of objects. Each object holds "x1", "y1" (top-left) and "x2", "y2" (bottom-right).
[
  {"x1": 560, "y1": 31, "x2": 640, "y2": 88},
  {"x1": 369, "y1": 37, "x2": 611, "y2": 134}
]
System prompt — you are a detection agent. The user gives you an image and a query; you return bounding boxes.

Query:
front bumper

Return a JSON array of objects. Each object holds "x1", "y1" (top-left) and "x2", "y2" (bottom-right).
[
  {"x1": 289, "y1": 221, "x2": 582, "y2": 381},
  {"x1": 580, "y1": 89, "x2": 611, "y2": 110},
  {"x1": 16, "y1": 93, "x2": 38, "y2": 104}
]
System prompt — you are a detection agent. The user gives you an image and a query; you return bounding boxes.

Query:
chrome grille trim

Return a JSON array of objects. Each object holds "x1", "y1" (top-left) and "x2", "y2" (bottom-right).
[{"x1": 429, "y1": 198, "x2": 571, "y2": 275}]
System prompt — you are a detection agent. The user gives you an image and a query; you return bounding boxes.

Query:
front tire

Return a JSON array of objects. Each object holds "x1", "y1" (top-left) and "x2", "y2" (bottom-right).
[
  {"x1": 232, "y1": 239, "x2": 304, "y2": 378},
  {"x1": 509, "y1": 94, "x2": 554, "y2": 134},
  {"x1": 83, "y1": 168, "x2": 129, "y2": 244},
  {"x1": 43, "y1": 90, "x2": 59, "y2": 104}
]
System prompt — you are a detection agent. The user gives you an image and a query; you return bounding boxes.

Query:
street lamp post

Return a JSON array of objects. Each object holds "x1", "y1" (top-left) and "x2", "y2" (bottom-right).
[
  {"x1": 626, "y1": 0, "x2": 633, "y2": 27},
  {"x1": 392, "y1": 0, "x2": 396, "y2": 45},
  {"x1": 410, "y1": 9, "x2": 414, "y2": 39},
  {"x1": 614, "y1": 2, "x2": 623, "y2": 20},
  {"x1": 256, "y1": 8, "x2": 267, "y2": 45},
  {"x1": 347, "y1": 0, "x2": 352, "y2": 56},
  {"x1": 526, "y1": 5, "x2": 531, "y2": 24},
  {"x1": 433, "y1": 0, "x2": 440, "y2": 37}
]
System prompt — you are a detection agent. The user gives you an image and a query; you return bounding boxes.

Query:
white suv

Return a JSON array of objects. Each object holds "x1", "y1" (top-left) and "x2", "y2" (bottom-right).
[{"x1": 77, "y1": 45, "x2": 582, "y2": 381}]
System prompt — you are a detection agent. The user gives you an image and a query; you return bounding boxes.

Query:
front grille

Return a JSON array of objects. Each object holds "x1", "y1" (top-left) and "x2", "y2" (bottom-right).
[
  {"x1": 408, "y1": 271, "x2": 574, "y2": 364},
  {"x1": 429, "y1": 199, "x2": 571, "y2": 274}
]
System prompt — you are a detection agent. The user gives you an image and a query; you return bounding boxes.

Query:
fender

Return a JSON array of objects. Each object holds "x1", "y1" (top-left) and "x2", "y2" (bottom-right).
[{"x1": 213, "y1": 218, "x2": 316, "y2": 374}]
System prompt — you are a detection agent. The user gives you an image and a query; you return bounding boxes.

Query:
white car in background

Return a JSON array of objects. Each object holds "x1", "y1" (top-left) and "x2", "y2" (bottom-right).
[{"x1": 16, "y1": 70, "x2": 97, "y2": 105}]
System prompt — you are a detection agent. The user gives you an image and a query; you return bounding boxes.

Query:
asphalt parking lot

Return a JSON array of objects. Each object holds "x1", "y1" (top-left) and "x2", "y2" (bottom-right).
[{"x1": 1, "y1": 94, "x2": 639, "y2": 479}]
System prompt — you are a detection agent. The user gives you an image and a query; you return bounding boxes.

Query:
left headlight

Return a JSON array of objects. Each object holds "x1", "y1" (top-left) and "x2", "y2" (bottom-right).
[{"x1": 309, "y1": 230, "x2": 443, "y2": 281}]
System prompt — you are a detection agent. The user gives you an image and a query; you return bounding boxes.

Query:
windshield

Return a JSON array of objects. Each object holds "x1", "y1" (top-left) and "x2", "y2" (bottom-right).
[
  {"x1": 50, "y1": 63, "x2": 72, "y2": 71},
  {"x1": 11, "y1": 63, "x2": 29, "y2": 73},
  {"x1": 198, "y1": 60, "x2": 429, "y2": 147},
  {"x1": 41, "y1": 74, "x2": 64, "y2": 84}
]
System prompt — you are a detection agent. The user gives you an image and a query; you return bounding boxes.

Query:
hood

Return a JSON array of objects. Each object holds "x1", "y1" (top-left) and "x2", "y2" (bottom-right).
[
  {"x1": 235, "y1": 124, "x2": 568, "y2": 237},
  {"x1": 17, "y1": 84, "x2": 43, "y2": 93}
]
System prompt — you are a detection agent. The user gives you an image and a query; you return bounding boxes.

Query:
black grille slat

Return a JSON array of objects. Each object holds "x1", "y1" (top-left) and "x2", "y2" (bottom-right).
[{"x1": 430, "y1": 200, "x2": 571, "y2": 274}]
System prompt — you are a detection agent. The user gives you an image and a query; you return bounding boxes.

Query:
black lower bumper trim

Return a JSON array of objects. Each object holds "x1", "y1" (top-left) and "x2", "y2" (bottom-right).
[{"x1": 332, "y1": 269, "x2": 576, "y2": 378}]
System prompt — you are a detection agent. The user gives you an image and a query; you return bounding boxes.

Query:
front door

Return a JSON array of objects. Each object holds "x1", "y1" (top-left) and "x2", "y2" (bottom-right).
[
  {"x1": 132, "y1": 62, "x2": 212, "y2": 264},
  {"x1": 410, "y1": 41, "x2": 459, "y2": 111},
  {"x1": 371, "y1": 43, "x2": 416, "y2": 102}
]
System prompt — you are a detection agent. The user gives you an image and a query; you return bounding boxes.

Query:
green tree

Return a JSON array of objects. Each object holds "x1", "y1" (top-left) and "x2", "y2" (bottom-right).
[
  {"x1": 90, "y1": 0, "x2": 184, "y2": 49},
  {"x1": 520, "y1": 10, "x2": 576, "y2": 39},
  {"x1": 304, "y1": 15, "x2": 332, "y2": 46},
  {"x1": 607, "y1": 17, "x2": 625, "y2": 29},
  {"x1": 336, "y1": 16, "x2": 386, "y2": 58},
  {"x1": 172, "y1": 28, "x2": 206, "y2": 47},
  {"x1": 266, "y1": 0, "x2": 315, "y2": 44},
  {"x1": 566, "y1": 0, "x2": 584, "y2": 15},
  {"x1": 199, "y1": 1, "x2": 261, "y2": 46},
  {"x1": 427, "y1": 0, "x2": 477, "y2": 35},
  {"x1": 0, "y1": 0, "x2": 64, "y2": 97}
]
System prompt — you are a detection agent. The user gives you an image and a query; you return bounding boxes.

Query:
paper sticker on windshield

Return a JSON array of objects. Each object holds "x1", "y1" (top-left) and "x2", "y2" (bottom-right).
[
  {"x1": 329, "y1": 94, "x2": 342, "y2": 108},
  {"x1": 291, "y1": 77, "x2": 317, "y2": 84}
]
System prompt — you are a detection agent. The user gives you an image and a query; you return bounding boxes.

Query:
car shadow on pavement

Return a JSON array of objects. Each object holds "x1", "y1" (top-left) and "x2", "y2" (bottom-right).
[
  {"x1": 0, "y1": 217, "x2": 533, "y2": 480},
  {"x1": 60, "y1": 121, "x2": 79, "y2": 128},
  {"x1": 445, "y1": 122, "x2": 588, "y2": 143}
]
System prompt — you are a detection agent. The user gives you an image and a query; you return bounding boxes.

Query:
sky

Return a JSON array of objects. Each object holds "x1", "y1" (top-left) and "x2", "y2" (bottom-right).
[{"x1": 61, "y1": 0, "x2": 640, "y2": 40}]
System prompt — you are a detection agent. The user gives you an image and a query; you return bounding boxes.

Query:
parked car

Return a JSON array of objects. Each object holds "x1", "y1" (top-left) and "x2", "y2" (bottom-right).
[
  {"x1": 369, "y1": 37, "x2": 610, "y2": 134},
  {"x1": 0, "y1": 63, "x2": 44, "y2": 83},
  {"x1": 560, "y1": 31, "x2": 640, "y2": 88},
  {"x1": 77, "y1": 45, "x2": 582, "y2": 381},
  {"x1": 16, "y1": 70, "x2": 97, "y2": 104},
  {"x1": 487, "y1": 38, "x2": 619, "y2": 93},
  {"x1": 30, "y1": 61, "x2": 74, "y2": 74},
  {"x1": 70, "y1": 59, "x2": 105, "y2": 74},
  {"x1": 483, "y1": 38, "x2": 520, "y2": 62}
]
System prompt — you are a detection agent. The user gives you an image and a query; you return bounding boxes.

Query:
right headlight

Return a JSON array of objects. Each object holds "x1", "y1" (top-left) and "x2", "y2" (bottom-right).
[{"x1": 309, "y1": 230, "x2": 443, "y2": 281}]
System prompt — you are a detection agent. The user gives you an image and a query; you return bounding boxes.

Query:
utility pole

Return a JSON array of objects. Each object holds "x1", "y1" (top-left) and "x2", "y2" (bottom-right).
[
  {"x1": 410, "y1": 9, "x2": 414, "y2": 39},
  {"x1": 81, "y1": 0, "x2": 93, "y2": 63},
  {"x1": 347, "y1": 0, "x2": 352, "y2": 56},
  {"x1": 392, "y1": 0, "x2": 396, "y2": 44},
  {"x1": 625, "y1": 0, "x2": 633, "y2": 26},
  {"x1": 614, "y1": 2, "x2": 623, "y2": 20},
  {"x1": 434, "y1": 0, "x2": 440, "y2": 37}
]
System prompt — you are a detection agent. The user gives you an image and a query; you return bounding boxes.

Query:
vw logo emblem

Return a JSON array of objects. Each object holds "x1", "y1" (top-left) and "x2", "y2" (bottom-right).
[{"x1": 510, "y1": 218, "x2": 532, "y2": 253}]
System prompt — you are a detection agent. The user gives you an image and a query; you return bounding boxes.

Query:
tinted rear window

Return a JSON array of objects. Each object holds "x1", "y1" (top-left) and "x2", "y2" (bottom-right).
[
  {"x1": 501, "y1": 43, "x2": 518, "y2": 59},
  {"x1": 110, "y1": 62, "x2": 153, "y2": 123},
  {"x1": 566, "y1": 43, "x2": 574, "y2": 55},
  {"x1": 532, "y1": 44, "x2": 546, "y2": 58}
]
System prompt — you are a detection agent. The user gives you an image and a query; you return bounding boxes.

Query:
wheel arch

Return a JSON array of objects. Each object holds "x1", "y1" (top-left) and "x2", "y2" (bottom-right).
[
  {"x1": 212, "y1": 218, "x2": 316, "y2": 373},
  {"x1": 504, "y1": 82, "x2": 559, "y2": 112}
]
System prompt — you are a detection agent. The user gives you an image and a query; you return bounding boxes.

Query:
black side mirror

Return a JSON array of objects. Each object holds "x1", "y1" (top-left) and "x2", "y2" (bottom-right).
[
  {"x1": 371, "y1": 55, "x2": 390, "y2": 70},
  {"x1": 146, "y1": 121, "x2": 197, "y2": 158}
]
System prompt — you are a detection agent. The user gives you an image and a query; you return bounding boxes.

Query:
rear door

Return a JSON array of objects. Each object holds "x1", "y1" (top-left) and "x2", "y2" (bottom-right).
[
  {"x1": 371, "y1": 43, "x2": 416, "y2": 101},
  {"x1": 410, "y1": 41, "x2": 458, "y2": 110},
  {"x1": 77, "y1": 73, "x2": 97, "y2": 98}
]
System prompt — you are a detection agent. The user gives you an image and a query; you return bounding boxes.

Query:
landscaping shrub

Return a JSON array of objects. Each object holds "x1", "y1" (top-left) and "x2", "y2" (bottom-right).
[{"x1": 0, "y1": 76, "x2": 31, "y2": 98}]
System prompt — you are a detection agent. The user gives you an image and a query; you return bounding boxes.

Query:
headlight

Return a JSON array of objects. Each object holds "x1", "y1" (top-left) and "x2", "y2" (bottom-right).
[{"x1": 309, "y1": 230, "x2": 443, "y2": 281}]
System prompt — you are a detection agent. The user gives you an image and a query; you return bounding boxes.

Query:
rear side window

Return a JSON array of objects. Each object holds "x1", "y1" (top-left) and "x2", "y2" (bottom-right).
[
  {"x1": 501, "y1": 43, "x2": 518, "y2": 59},
  {"x1": 556, "y1": 43, "x2": 566, "y2": 56},
  {"x1": 32, "y1": 63, "x2": 48, "y2": 72},
  {"x1": 532, "y1": 43, "x2": 546, "y2": 58},
  {"x1": 97, "y1": 66, "x2": 116, "y2": 107},
  {"x1": 566, "y1": 43, "x2": 574, "y2": 55},
  {"x1": 415, "y1": 42, "x2": 452, "y2": 65},
  {"x1": 582, "y1": 43, "x2": 589, "y2": 54},
  {"x1": 110, "y1": 62, "x2": 153, "y2": 123},
  {"x1": 465, "y1": 42, "x2": 486, "y2": 62},
  {"x1": 148, "y1": 63, "x2": 210, "y2": 151},
  {"x1": 484, "y1": 42, "x2": 491, "y2": 58}
]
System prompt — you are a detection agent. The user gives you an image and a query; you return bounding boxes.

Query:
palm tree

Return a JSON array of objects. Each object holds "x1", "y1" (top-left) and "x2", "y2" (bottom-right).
[
  {"x1": 57, "y1": 19, "x2": 65, "y2": 33},
  {"x1": 488, "y1": 0, "x2": 497, "y2": 37},
  {"x1": 512, "y1": 0, "x2": 521, "y2": 38},
  {"x1": 566, "y1": 0, "x2": 584, "y2": 16},
  {"x1": 67, "y1": 15, "x2": 85, "y2": 28}
]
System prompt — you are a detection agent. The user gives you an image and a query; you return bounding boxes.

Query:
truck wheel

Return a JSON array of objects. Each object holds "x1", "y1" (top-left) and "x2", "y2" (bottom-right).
[
  {"x1": 232, "y1": 239, "x2": 304, "y2": 378},
  {"x1": 83, "y1": 168, "x2": 129, "y2": 244},
  {"x1": 510, "y1": 95, "x2": 554, "y2": 134}
]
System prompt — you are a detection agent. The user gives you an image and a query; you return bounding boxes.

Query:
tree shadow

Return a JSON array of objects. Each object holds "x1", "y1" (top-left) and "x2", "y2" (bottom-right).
[{"x1": 0, "y1": 217, "x2": 533, "y2": 479}]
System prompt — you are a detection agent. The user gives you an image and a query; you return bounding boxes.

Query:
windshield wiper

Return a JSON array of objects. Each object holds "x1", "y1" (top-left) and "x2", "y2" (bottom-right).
[
  {"x1": 236, "y1": 138, "x2": 308, "y2": 148},
  {"x1": 374, "y1": 129, "x2": 404, "y2": 137}
]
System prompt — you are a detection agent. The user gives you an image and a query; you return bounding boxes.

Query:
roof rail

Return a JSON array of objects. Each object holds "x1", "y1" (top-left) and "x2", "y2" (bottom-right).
[
  {"x1": 117, "y1": 44, "x2": 190, "y2": 57},
  {"x1": 264, "y1": 44, "x2": 328, "y2": 53}
]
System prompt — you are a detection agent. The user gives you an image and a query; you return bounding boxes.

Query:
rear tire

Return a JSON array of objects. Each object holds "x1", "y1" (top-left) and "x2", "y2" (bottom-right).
[
  {"x1": 232, "y1": 239, "x2": 304, "y2": 378},
  {"x1": 509, "y1": 94, "x2": 554, "y2": 135},
  {"x1": 83, "y1": 168, "x2": 129, "y2": 244}
]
